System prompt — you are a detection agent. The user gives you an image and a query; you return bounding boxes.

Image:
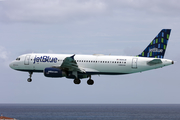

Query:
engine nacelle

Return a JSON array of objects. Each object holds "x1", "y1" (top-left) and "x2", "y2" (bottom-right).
[{"x1": 44, "y1": 67, "x2": 66, "y2": 77}]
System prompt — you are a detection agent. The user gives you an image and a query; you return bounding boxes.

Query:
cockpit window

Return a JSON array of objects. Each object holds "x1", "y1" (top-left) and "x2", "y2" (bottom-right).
[{"x1": 16, "y1": 58, "x2": 20, "y2": 60}]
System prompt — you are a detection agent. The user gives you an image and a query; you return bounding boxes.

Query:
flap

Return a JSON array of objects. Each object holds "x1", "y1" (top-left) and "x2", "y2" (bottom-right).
[{"x1": 80, "y1": 67, "x2": 99, "y2": 73}]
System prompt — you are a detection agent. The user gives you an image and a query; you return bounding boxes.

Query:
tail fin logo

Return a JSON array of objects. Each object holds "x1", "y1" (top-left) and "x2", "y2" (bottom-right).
[
  {"x1": 149, "y1": 48, "x2": 163, "y2": 53},
  {"x1": 138, "y1": 29, "x2": 171, "y2": 58}
]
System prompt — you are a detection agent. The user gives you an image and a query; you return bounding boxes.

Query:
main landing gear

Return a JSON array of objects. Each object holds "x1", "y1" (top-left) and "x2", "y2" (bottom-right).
[
  {"x1": 87, "y1": 75, "x2": 94, "y2": 85},
  {"x1": 87, "y1": 79, "x2": 94, "y2": 85},
  {"x1": 73, "y1": 75, "x2": 94, "y2": 85},
  {"x1": 73, "y1": 78, "x2": 81, "y2": 84},
  {"x1": 27, "y1": 72, "x2": 33, "y2": 82}
]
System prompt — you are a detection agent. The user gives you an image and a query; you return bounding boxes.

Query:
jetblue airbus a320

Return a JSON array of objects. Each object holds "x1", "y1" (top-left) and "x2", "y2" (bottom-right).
[{"x1": 9, "y1": 29, "x2": 174, "y2": 85}]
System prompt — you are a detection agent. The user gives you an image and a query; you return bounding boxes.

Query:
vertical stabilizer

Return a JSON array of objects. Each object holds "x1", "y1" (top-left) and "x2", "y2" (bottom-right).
[{"x1": 138, "y1": 29, "x2": 171, "y2": 58}]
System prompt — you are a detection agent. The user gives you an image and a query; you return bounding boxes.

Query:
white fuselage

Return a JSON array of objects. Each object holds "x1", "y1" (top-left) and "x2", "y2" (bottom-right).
[
  {"x1": 9, "y1": 29, "x2": 173, "y2": 85},
  {"x1": 9, "y1": 53, "x2": 173, "y2": 76}
]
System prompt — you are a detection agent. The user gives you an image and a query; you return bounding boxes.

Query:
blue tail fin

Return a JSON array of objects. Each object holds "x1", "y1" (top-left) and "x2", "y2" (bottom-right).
[{"x1": 138, "y1": 29, "x2": 171, "y2": 58}]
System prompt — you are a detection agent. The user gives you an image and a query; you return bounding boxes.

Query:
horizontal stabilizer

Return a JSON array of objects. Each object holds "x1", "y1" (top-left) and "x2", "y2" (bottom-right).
[{"x1": 147, "y1": 59, "x2": 162, "y2": 66}]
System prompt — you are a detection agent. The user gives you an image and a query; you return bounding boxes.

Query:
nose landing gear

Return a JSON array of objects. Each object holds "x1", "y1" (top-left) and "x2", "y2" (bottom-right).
[{"x1": 27, "y1": 72, "x2": 33, "y2": 82}]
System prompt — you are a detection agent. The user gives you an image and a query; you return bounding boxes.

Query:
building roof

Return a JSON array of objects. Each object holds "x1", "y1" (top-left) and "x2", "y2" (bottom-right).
[{"x1": 0, "y1": 115, "x2": 14, "y2": 119}]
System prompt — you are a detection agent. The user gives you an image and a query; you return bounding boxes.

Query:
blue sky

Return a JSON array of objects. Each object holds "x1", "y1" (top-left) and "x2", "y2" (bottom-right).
[{"x1": 0, "y1": 0, "x2": 180, "y2": 104}]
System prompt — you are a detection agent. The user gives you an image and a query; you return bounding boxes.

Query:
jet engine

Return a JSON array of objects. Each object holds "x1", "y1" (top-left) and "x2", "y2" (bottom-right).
[{"x1": 44, "y1": 67, "x2": 66, "y2": 77}]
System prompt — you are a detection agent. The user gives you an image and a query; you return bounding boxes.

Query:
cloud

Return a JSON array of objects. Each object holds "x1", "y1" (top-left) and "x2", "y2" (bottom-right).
[
  {"x1": 0, "y1": 46, "x2": 8, "y2": 60},
  {"x1": 0, "y1": 46, "x2": 10, "y2": 66},
  {"x1": 0, "y1": 0, "x2": 107, "y2": 23},
  {"x1": 111, "y1": 0, "x2": 180, "y2": 15},
  {"x1": 1, "y1": 0, "x2": 180, "y2": 23}
]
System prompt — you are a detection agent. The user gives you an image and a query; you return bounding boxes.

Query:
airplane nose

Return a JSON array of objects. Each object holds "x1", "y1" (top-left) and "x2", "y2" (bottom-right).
[
  {"x1": 9, "y1": 62, "x2": 13, "y2": 69},
  {"x1": 9, "y1": 61, "x2": 18, "y2": 69}
]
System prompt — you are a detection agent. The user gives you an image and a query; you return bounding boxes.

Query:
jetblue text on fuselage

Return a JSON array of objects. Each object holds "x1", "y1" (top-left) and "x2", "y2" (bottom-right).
[{"x1": 33, "y1": 56, "x2": 58, "y2": 64}]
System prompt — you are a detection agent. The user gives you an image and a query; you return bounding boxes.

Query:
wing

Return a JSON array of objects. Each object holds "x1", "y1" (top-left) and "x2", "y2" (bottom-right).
[
  {"x1": 52, "y1": 54, "x2": 100, "y2": 77},
  {"x1": 53, "y1": 54, "x2": 85, "y2": 73}
]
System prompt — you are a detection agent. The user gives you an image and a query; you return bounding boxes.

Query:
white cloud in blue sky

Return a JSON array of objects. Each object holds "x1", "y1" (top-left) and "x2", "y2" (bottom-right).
[{"x1": 0, "y1": 0, "x2": 180, "y2": 104}]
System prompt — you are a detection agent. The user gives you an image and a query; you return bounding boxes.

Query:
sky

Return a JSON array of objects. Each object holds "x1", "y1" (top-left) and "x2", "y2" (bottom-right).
[{"x1": 0, "y1": 0, "x2": 180, "y2": 104}]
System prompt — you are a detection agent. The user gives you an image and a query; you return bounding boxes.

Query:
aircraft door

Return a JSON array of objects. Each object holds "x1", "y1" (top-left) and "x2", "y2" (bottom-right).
[
  {"x1": 24, "y1": 55, "x2": 30, "y2": 65},
  {"x1": 132, "y1": 58, "x2": 138, "y2": 69}
]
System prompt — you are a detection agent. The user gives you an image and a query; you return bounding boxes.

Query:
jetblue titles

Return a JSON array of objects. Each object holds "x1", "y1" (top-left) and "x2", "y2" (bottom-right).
[
  {"x1": 149, "y1": 48, "x2": 163, "y2": 53},
  {"x1": 33, "y1": 56, "x2": 58, "y2": 64}
]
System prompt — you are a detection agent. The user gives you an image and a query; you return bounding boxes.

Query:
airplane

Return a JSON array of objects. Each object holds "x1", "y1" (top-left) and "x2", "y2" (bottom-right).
[{"x1": 9, "y1": 29, "x2": 174, "y2": 85}]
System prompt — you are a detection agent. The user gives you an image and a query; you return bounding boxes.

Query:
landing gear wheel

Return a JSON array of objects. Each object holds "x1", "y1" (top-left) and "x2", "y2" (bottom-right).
[
  {"x1": 27, "y1": 72, "x2": 33, "y2": 82},
  {"x1": 27, "y1": 78, "x2": 32, "y2": 82},
  {"x1": 87, "y1": 79, "x2": 94, "y2": 85},
  {"x1": 74, "y1": 79, "x2": 81, "y2": 84}
]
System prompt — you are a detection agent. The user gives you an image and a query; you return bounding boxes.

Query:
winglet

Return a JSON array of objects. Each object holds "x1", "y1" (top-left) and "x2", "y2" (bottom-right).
[
  {"x1": 70, "y1": 54, "x2": 75, "y2": 59},
  {"x1": 138, "y1": 29, "x2": 171, "y2": 58}
]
